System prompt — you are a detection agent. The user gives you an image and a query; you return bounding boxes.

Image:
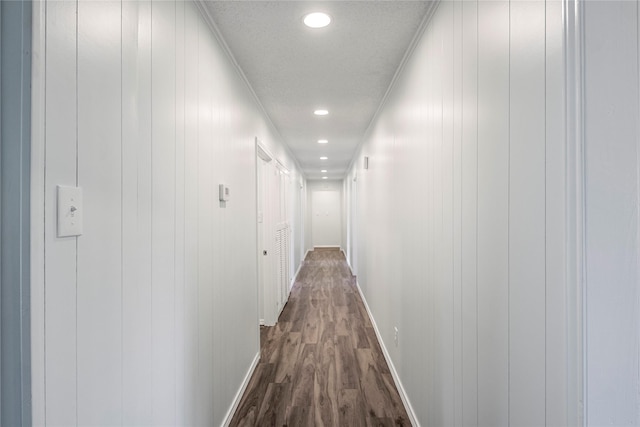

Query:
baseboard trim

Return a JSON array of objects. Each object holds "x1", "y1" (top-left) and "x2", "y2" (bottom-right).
[
  {"x1": 342, "y1": 249, "x2": 356, "y2": 273},
  {"x1": 351, "y1": 277, "x2": 420, "y2": 426},
  {"x1": 223, "y1": 351, "x2": 260, "y2": 427},
  {"x1": 291, "y1": 254, "x2": 306, "y2": 287}
]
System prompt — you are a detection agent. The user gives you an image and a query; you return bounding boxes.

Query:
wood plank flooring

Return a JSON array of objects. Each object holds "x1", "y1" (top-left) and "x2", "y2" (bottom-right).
[{"x1": 230, "y1": 248, "x2": 410, "y2": 427}]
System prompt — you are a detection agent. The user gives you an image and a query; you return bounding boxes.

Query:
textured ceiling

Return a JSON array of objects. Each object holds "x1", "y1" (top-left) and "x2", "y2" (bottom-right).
[{"x1": 204, "y1": 1, "x2": 433, "y2": 179}]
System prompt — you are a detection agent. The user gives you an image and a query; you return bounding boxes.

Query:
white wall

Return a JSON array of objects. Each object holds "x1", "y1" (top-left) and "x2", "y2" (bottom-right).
[
  {"x1": 311, "y1": 190, "x2": 342, "y2": 247},
  {"x1": 30, "y1": 1, "x2": 302, "y2": 425},
  {"x1": 583, "y1": 2, "x2": 640, "y2": 425},
  {"x1": 291, "y1": 175, "x2": 305, "y2": 274},
  {"x1": 306, "y1": 179, "x2": 343, "y2": 251},
  {"x1": 344, "y1": 1, "x2": 568, "y2": 425}
]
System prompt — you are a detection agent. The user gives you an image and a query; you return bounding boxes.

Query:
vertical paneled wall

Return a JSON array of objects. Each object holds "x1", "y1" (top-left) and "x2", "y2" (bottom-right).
[
  {"x1": 344, "y1": 1, "x2": 568, "y2": 425},
  {"x1": 33, "y1": 1, "x2": 302, "y2": 425}
]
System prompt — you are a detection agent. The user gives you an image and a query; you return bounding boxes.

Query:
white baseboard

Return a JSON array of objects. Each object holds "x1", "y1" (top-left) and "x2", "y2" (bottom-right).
[
  {"x1": 341, "y1": 248, "x2": 355, "y2": 271},
  {"x1": 290, "y1": 250, "x2": 311, "y2": 289},
  {"x1": 348, "y1": 272, "x2": 420, "y2": 426},
  {"x1": 222, "y1": 351, "x2": 260, "y2": 427},
  {"x1": 291, "y1": 254, "x2": 306, "y2": 287}
]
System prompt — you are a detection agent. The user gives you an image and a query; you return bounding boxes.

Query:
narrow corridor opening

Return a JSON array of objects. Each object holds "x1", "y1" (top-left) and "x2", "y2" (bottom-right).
[{"x1": 231, "y1": 249, "x2": 408, "y2": 426}]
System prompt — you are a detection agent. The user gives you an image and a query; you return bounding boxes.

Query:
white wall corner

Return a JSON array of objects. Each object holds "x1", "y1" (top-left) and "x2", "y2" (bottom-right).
[{"x1": 291, "y1": 257, "x2": 305, "y2": 287}]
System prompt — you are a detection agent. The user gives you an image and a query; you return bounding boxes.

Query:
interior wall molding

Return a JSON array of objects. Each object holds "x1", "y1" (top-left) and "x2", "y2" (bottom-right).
[
  {"x1": 29, "y1": 0, "x2": 46, "y2": 423},
  {"x1": 194, "y1": 0, "x2": 305, "y2": 176},
  {"x1": 346, "y1": 0, "x2": 441, "y2": 174},
  {"x1": 563, "y1": 0, "x2": 586, "y2": 424}
]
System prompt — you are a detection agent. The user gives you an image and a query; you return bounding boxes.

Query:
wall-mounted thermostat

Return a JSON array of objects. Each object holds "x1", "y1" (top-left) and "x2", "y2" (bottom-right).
[{"x1": 219, "y1": 184, "x2": 230, "y2": 202}]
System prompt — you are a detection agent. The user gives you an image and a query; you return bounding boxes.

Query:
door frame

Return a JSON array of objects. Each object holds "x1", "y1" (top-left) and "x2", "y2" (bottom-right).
[
  {"x1": 256, "y1": 139, "x2": 273, "y2": 325},
  {"x1": 1, "y1": 1, "x2": 33, "y2": 424}
]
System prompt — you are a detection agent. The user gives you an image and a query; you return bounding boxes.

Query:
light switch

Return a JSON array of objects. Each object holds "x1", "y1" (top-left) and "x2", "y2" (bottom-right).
[
  {"x1": 219, "y1": 184, "x2": 230, "y2": 202},
  {"x1": 57, "y1": 185, "x2": 83, "y2": 237}
]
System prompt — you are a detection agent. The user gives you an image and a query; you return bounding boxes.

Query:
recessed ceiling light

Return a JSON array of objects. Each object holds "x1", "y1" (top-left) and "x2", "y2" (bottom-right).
[
  {"x1": 322, "y1": 177, "x2": 328, "y2": 180},
  {"x1": 321, "y1": 170, "x2": 327, "y2": 173},
  {"x1": 320, "y1": 156, "x2": 328, "y2": 160},
  {"x1": 318, "y1": 139, "x2": 328, "y2": 144},
  {"x1": 304, "y1": 12, "x2": 331, "y2": 29},
  {"x1": 314, "y1": 109, "x2": 329, "y2": 116}
]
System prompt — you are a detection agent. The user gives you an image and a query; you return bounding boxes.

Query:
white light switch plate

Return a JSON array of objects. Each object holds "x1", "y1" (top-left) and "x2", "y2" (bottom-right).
[
  {"x1": 219, "y1": 184, "x2": 230, "y2": 202},
  {"x1": 57, "y1": 185, "x2": 83, "y2": 237}
]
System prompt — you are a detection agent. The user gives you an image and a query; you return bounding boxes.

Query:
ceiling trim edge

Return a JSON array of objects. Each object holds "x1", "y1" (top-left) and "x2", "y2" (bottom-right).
[
  {"x1": 344, "y1": 0, "x2": 441, "y2": 178},
  {"x1": 193, "y1": 0, "x2": 307, "y2": 178}
]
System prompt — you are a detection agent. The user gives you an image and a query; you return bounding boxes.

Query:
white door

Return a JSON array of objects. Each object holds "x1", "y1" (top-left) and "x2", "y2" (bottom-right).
[
  {"x1": 311, "y1": 190, "x2": 341, "y2": 247},
  {"x1": 257, "y1": 146, "x2": 277, "y2": 325},
  {"x1": 257, "y1": 142, "x2": 291, "y2": 326},
  {"x1": 257, "y1": 156, "x2": 267, "y2": 323}
]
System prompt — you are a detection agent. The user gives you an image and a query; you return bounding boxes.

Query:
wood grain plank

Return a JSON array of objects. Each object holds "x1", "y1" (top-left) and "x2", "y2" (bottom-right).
[
  {"x1": 256, "y1": 382, "x2": 291, "y2": 426},
  {"x1": 289, "y1": 290, "x2": 310, "y2": 333},
  {"x1": 338, "y1": 389, "x2": 367, "y2": 427},
  {"x1": 336, "y1": 335, "x2": 358, "y2": 389},
  {"x1": 314, "y1": 367, "x2": 338, "y2": 426},
  {"x1": 272, "y1": 332, "x2": 302, "y2": 383},
  {"x1": 230, "y1": 363, "x2": 276, "y2": 426},
  {"x1": 315, "y1": 321, "x2": 338, "y2": 426},
  {"x1": 365, "y1": 327, "x2": 391, "y2": 376},
  {"x1": 349, "y1": 315, "x2": 371, "y2": 349},
  {"x1": 381, "y1": 373, "x2": 409, "y2": 420},
  {"x1": 279, "y1": 299, "x2": 295, "y2": 322},
  {"x1": 367, "y1": 416, "x2": 398, "y2": 427},
  {"x1": 335, "y1": 306, "x2": 352, "y2": 336},
  {"x1": 290, "y1": 344, "x2": 317, "y2": 407},
  {"x1": 286, "y1": 405, "x2": 314, "y2": 426},
  {"x1": 346, "y1": 293, "x2": 359, "y2": 314},
  {"x1": 332, "y1": 284, "x2": 348, "y2": 306},
  {"x1": 230, "y1": 249, "x2": 409, "y2": 426},
  {"x1": 301, "y1": 304, "x2": 321, "y2": 344},
  {"x1": 357, "y1": 348, "x2": 389, "y2": 418}
]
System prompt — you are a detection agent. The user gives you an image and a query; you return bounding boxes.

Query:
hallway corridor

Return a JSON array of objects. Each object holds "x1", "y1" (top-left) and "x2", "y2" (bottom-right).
[{"x1": 230, "y1": 249, "x2": 409, "y2": 426}]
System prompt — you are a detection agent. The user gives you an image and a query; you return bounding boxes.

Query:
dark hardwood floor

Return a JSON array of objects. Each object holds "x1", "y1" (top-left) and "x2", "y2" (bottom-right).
[{"x1": 230, "y1": 248, "x2": 410, "y2": 427}]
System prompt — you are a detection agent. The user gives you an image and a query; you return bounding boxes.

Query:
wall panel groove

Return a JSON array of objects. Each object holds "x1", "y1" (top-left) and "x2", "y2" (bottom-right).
[
  {"x1": 343, "y1": 1, "x2": 567, "y2": 425},
  {"x1": 34, "y1": 1, "x2": 304, "y2": 425}
]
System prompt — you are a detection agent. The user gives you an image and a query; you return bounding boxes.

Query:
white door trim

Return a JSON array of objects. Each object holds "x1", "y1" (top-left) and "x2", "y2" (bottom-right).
[{"x1": 563, "y1": 0, "x2": 586, "y2": 424}]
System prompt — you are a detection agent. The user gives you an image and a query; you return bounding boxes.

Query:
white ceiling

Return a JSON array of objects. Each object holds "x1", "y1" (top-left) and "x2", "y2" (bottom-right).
[{"x1": 204, "y1": 1, "x2": 433, "y2": 179}]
